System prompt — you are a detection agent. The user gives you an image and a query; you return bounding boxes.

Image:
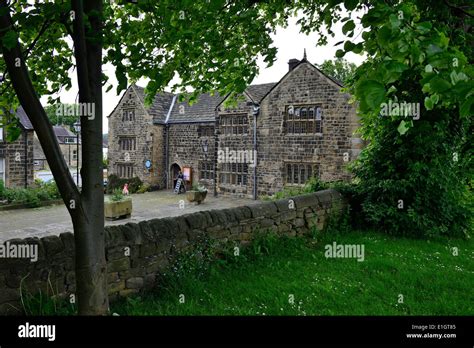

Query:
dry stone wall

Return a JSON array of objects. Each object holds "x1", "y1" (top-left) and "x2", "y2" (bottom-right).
[{"x1": 0, "y1": 189, "x2": 346, "y2": 314}]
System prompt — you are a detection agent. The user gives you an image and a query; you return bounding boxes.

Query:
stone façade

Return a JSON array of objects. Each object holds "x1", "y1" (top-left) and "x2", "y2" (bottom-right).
[
  {"x1": 107, "y1": 55, "x2": 362, "y2": 197},
  {"x1": 0, "y1": 107, "x2": 34, "y2": 189}
]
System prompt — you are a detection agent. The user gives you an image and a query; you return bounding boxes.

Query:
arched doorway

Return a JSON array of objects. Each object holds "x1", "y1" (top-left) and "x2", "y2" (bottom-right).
[{"x1": 170, "y1": 163, "x2": 181, "y2": 190}]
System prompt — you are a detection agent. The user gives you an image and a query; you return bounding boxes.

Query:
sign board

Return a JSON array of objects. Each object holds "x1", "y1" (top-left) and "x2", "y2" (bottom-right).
[{"x1": 183, "y1": 167, "x2": 191, "y2": 181}]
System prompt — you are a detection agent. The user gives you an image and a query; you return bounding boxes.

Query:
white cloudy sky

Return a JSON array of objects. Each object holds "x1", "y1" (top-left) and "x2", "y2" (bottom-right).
[{"x1": 41, "y1": 16, "x2": 365, "y2": 134}]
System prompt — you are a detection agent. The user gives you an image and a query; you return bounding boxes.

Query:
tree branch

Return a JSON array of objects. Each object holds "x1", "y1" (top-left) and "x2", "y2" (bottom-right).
[
  {"x1": 71, "y1": 0, "x2": 92, "y2": 102},
  {"x1": 22, "y1": 19, "x2": 51, "y2": 59},
  {"x1": 443, "y1": 0, "x2": 474, "y2": 18},
  {"x1": 0, "y1": 0, "x2": 81, "y2": 214}
]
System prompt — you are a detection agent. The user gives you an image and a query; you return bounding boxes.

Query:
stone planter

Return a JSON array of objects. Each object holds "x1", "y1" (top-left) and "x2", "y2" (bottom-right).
[
  {"x1": 186, "y1": 190, "x2": 207, "y2": 205},
  {"x1": 105, "y1": 198, "x2": 132, "y2": 220}
]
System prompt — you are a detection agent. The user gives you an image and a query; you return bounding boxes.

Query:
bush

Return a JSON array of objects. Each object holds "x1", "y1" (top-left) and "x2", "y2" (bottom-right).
[
  {"x1": 136, "y1": 183, "x2": 151, "y2": 194},
  {"x1": 111, "y1": 188, "x2": 125, "y2": 202},
  {"x1": 352, "y1": 116, "x2": 473, "y2": 238},
  {"x1": 0, "y1": 179, "x2": 5, "y2": 199},
  {"x1": 106, "y1": 175, "x2": 143, "y2": 194},
  {"x1": 0, "y1": 180, "x2": 60, "y2": 207}
]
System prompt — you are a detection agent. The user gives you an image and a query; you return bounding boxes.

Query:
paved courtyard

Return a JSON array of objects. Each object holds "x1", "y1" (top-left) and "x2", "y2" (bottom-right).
[{"x1": 0, "y1": 190, "x2": 259, "y2": 242}]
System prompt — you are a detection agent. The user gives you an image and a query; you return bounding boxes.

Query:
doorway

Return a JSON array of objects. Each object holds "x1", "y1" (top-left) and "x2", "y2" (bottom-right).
[{"x1": 170, "y1": 163, "x2": 181, "y2": 190}]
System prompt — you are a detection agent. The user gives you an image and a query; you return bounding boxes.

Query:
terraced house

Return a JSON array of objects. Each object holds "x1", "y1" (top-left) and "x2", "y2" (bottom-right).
[
  {"x1": 0, "y1": 106, "x2": 34, "y2": 188},
  {"x1": 108, "y1": 54, "x2": 362, "y2": 198}
]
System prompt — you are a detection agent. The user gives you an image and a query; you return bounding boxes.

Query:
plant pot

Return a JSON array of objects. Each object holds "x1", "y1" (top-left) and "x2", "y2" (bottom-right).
[
  {"x1": 186, "y1": 190, "x2": 207, "y2": 205},
  {"x1": 105, "y1": 198, "x2": 132, "y2": 220}
]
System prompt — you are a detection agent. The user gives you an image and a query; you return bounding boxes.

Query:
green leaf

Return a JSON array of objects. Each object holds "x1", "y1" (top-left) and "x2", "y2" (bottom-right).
[
  {"x1": 397, "y1": 120, "x2": 410, "y2": 135},
  {"x1": 424, "y1": 96, "x2": 434, "y2": 110},
  {"x1": 344, "y1": 0, "x2": 359, "y2": 11},
  {"x1": 389, "y1": 14, "x2": 400, "y2": 28},
  {"x1": 335, "y1": 49, "x2": 345, "y2": 58},
  {"x1": 6, "y1": 124, "x2": 21, "y2": 142},
  {"x1": 426, "y1": 44, "x2": 443, "y2": 56},
  {"x1": 459, "y1": 95, "x2": 473, "y2": 117},
  {"x1": 429, "y1": 77, "x2": 451, "y2": 93},
  {"x1": 356, "y1": 80, "x2": 386, "y2": 110},
  {"x1": 430, "y1": 94, "x2": 439, "y2": 105},
  {"x1": 342, "y1": 20, "x2": 355, "y2": 35},
  {"x1": 343, "y1": 41, "x2": 355, "y2": 52},
  {"x1": 2, "y1": 30, "x2": 18, "y2": 50}
]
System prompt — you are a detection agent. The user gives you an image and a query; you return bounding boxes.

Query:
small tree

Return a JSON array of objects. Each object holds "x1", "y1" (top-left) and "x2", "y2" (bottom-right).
[
  {"x1": 318, "y1": 58, "x2": 357, "y2": 84},
  {"x1": 0, "y1": 0, "x2": 292, "y2": 314}
]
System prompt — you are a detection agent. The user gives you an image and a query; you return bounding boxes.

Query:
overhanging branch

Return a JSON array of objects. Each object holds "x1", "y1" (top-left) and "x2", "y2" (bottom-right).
[{"x1": 0, "y1": 0, "x2": 81, "y2": 214}]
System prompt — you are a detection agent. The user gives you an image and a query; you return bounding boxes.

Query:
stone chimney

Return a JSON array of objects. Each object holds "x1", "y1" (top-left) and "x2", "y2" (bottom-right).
[{"x1": 288, "y1": 58, "x2": 300, "y2": 71}]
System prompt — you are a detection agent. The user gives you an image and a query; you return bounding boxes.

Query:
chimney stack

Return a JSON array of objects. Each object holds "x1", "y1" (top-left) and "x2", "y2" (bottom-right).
[{"x1": 288, "y1": 58, "x2": 300, "y2": 71}]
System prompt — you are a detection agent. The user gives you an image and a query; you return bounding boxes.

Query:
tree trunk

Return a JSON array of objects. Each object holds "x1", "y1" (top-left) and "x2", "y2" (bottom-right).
[
  {"x1": 0, "y1": 0, "x2": 109, "y2": 315},
  {"x1": 71, "y1": 0, "x2": 108, "y2": 315}
]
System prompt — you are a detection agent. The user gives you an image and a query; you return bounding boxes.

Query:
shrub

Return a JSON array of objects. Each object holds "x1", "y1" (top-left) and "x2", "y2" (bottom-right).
[
  {"x1": 0, "y1": 179, "x2": 5, "y2": 199},
  {"x1": 136, "y1": 183, "x2": 151, "y2": 194},
  {"x1": 302, "y1": 176, "x2": 329, "y2": 193},
  {"x1": 106, "y1": 174, "x2": 143, "y2": 194},
  {"x1": 0, "y1": 180, "x2": 60, "y2": 207},
  {"x1": 111, "y1": 188, "x2": 125, "y2": 202},
  {"x1": 352, "y1": 116, "x2": 473, "y2": 238}
]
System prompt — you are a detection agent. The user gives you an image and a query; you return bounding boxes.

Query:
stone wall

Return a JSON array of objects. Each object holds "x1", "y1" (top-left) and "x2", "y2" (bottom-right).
[
  {"x1": 108, "y1": 86, "x2": 162, "y2": 186},
  {"x1": 257, "y1": 62, "x2": 360, "y2": 196},
  {"x1": 0, "y1": 130, "x2": 34, "y2": 188},
  {"x1": 0, "y1": 189, "x2": 346, "y2": 315},
  {"x1": 167, "y1": 122, "x2": 216, "y2": 191},
  {"x1": 217, "y1": 93, "x2": 255, "y2": 198}
]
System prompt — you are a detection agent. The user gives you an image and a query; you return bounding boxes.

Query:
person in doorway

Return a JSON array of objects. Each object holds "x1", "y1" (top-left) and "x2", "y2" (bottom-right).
[{"x1": 122, "y1": 183, "x2": 129, "y2": 196}]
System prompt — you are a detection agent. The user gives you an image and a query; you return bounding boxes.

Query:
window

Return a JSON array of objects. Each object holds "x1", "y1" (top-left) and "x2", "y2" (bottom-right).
[
  {"x1": 0, "y1": 157, "x2": 4, "y2": 182},
  {"x1": 117, "y1": 164, "x2": 134, "y2": 179},
  {"x1": 122, "y1": 109, "x2": 135, "y2": 121},
  {"x1": 199, "y1": 161, "x2": 214, "y2": 180},
  {"x1": 72, "y1": 150, "x2": 77, "y2": 160},
  {"x1": 198, "y1": 126, "x2": 214, "y2": 137},
  {"x1": 119, "y1": 137, "x2": 137, "y2": 151},
  {"x1": 0, "y1": 127, "x2": 3, "y2": 141},
  {"x1": 220, "y1": 163, "x2": 248, "y2": 186},
  {"x1": 285, "y1": 163, "x2": 317, "y2": 185},
  {"x1": 285, "y1": 105, "x2": 323, "y2": 134},
  {"x1": 65, "y1": 137, "x2": 76, "y2": 144},
  {"x1": 220, "y1": 115, "x2": 248, "y2": 136}
]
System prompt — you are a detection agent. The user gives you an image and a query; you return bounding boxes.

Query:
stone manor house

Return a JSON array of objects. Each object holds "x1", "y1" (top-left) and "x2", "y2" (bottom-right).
[{"x1": 108, "y1": 54, "x2": 362, "y2": 198}]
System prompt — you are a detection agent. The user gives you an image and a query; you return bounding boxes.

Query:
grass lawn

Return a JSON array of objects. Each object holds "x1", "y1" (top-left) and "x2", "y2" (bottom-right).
[{"x1": 111, "y1": 230, "x2": 473, "y2": 316}]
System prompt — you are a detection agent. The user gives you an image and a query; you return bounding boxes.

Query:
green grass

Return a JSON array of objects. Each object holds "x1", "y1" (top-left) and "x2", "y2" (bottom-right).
[{"x1": 111, "y1": 230, "x2": 474, "y2": 316}]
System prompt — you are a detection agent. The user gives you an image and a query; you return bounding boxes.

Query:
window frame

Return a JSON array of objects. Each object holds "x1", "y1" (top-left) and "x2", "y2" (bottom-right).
[
  {"x1": 285, "y1": 162, "x2": 319, "y2": 185},
  {"x1": 219, "y1": 162, "x2": 249, "y2": 186},
  {"x1": 285, "y1": 105, "x2": 323, "y2": 135},
  {"x1": 199, "y1": 161, "x2": 214, "y2": 180},
  {"x1": 220, "y1": 114, "x2": 248, "y2": 136},
  {"x1": 117, "y1": 164, "x2": 135, "y2": 179},
  {"x1": 119, "y1": 137, "x2": 137, "y2": 151}
]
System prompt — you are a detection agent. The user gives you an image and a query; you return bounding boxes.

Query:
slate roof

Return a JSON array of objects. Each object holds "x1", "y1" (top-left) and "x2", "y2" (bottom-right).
[
  {"x1": 53, "y1": 125, "x2": 75, "y2": 138},
  {"x1": 134, "y1": 59, "x2": 342, "y2": 124},
  {"x1": 16, "y1": 106, "x2": 34, "y2": 130},
  {"x1": 167, "y1": 92, "x2": 224, "y2": 123},
  {"x1": 136, "y1": 84, "x2": 275, "y2": 125},
  {"x1": 133, "y1": 85, "x2": 175, "y2": 124},
  {"x1": 245, "y1": 83, "x2": 277, "y2": 102}
]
